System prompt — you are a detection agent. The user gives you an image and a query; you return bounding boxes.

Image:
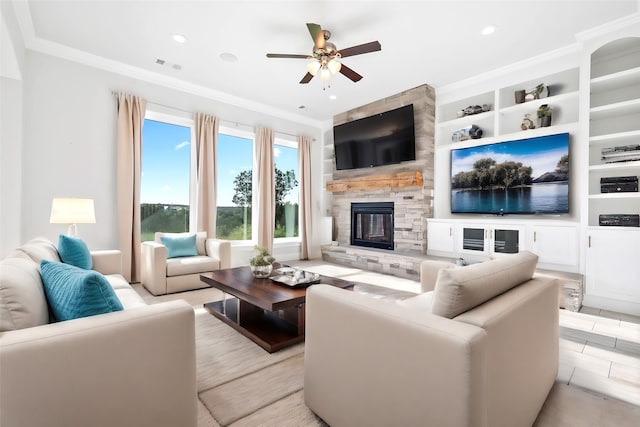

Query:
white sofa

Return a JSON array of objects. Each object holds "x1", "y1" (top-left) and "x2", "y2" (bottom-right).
[
  {"x1": 141, "y1": 231, "x2": 231, "y2": 295},
  {"x1": 0, "y1": 237, "x2": 197, "y2": 427},
  {"x1": 304, "y1": 251, "x2": 559, "y2": 427}
]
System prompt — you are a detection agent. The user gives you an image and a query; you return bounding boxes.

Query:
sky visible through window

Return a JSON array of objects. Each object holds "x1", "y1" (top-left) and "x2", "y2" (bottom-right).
[{"x1": 141, "y1": 120, "x2": 299, "y2": 207}]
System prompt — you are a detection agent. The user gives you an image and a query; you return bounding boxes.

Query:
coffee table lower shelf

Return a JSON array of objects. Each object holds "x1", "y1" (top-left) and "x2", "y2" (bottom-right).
[{"x1": 203, "y1": 297, "x2": 304, "y2": 353}]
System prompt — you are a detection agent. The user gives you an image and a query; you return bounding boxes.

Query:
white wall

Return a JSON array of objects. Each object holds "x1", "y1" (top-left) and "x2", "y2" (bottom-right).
[
  {"x1": 0, "y1": 2, "x2": 25, "y2": 257},
  {"x1": 16, "y1": 51, "x2": 323, "y2": 261}
]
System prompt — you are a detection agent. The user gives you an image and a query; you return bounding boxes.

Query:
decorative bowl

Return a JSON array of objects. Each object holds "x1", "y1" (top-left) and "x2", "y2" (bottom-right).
[{"x1": 250, "y1": 264, "x2": 273, "y2": 278}]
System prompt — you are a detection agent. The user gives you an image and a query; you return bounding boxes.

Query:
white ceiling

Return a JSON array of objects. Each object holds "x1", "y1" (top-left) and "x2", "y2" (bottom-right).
[{"x1": 12, "y1": 1, "x2": 640, "y2": 124}]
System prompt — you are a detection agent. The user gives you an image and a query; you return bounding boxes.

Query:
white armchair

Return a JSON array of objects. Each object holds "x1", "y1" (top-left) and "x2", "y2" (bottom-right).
[{"x1": 141, "y1": 232, "x2": 230, "y2": 296}]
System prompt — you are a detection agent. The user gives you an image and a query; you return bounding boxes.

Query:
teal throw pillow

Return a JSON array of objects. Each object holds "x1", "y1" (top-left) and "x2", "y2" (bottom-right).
[
  {"x1": 161, "y1": 234, "x2": 198, "y2": 258},
  {"x1": 58, "y1": 234, "x2": 92, "y2": 270},
  {"x1": 40, "y1": 260, "x2": 123, "y2": 321}
]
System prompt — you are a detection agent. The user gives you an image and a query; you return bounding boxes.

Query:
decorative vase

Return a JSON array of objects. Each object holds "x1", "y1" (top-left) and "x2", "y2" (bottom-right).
[
  {"x1": 251, "y1": 264, "x2": 273, "y2": 278},
  {"x1": 540, "y1": 115, "x2": 552, "y2": 127}
]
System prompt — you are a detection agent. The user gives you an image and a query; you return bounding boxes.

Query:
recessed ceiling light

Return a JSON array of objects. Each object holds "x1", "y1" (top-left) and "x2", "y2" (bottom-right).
[
  {"x1": 329, "y1": 95, "x2": 337, "y2": 100},
  {"x1": 481, "y1": 26, "x2": 495, "y2": 36},
  {"x1": 220, "y1": 52, "x2": 238, "y2": 62},
  {"x1": 172, "y1": 34, "x2": 187, "y2": 44}
]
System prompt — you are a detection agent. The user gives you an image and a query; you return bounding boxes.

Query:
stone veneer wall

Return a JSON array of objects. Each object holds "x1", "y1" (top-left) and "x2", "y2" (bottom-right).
[{"x1": 328, "y1": 84, "x2": 436, "y2": 254}]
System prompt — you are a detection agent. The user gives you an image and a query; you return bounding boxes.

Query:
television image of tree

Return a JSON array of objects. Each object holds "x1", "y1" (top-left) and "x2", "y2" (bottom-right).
[{"x1": 452, "y1": 157, "x2": 534, "y2": 190}]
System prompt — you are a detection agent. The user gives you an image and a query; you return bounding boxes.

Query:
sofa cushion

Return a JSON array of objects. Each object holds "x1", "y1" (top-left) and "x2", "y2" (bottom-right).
[
  {"x1": 58, "y1": 234, "x2": 93, "y2": 269},
  {"x1": 431, "y1": 251, "x2": 538, "y2": 319},
  {"x1": 160, "y1": 234, "x2": 198, "y2": 259},
  {"x1": 40, "y1": 260, "x2": 124, "y2": 321},
  {"x1": 156, "y1": 231, "x2": 207, "y2": 256},
  {"x1": 16, "y1": 237, "x2": 61, "y2": 264},
  {"x1": 0, "y1": 257, "x2": 50, "y2": 331},
  {"x1": 166, "y1": 256, "x2": 219, "y2": 277}
]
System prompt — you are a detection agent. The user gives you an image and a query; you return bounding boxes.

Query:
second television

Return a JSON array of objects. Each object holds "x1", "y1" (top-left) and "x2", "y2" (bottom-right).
[
  {"x1": 450, "y1": 132, "x2": 570, "y2": 214},
  {"x1": 333, "y1": 104, "x2": 416, "y2": 170}
]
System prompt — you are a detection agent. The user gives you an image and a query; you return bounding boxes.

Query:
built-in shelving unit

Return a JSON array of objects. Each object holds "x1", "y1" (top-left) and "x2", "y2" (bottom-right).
[
  {"x1": 587, "y1": 37, "x2": 640, "y2": 227},
  {"x1": 583, "y1": 35, "x2": 640, "y2": 316},
  {"x1": 436, "y1": 68, "x2": 580, "y2": 149}
]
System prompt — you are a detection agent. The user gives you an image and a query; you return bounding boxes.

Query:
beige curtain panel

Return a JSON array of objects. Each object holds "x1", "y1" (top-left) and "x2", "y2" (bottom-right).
[
  {"x1": 195, "y1": 113, "x2": 219, "y2": 237},
  {"x1": 255, "y1": 127, "x2": 275, "y2": 253},
  {"x1": 298, "y1": 135, "x2": 312, "y2": 259},
  {"x1": 116, "y1": 92, "x2": 147, "y2": 283}
]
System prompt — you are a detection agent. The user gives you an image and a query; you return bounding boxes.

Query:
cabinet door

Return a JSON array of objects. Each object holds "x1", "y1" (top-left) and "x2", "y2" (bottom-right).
[
  {"x1": 460, "y1": 226, "x2": 487, "y2": 255},
  {"x1": 426, "y1": 221, "x2": 455, "y2": 253},
  {"x1": 529, "y1": 225, "x2": 579, "y2": 267},
  {"x1": 585, "y1": 229, "x2": 640, "y2": 303}
]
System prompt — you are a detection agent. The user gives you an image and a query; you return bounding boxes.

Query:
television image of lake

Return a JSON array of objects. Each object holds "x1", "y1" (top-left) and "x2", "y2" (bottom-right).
[
  {"x1": 451, "y1": 182, "x2": 569, "y2": 214},
  {"x1": 450, "y1": 133, "x2": 570, "y2": 214}
]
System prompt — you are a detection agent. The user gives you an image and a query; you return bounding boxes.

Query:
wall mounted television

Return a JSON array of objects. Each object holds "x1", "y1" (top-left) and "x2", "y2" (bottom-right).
[
  {"x1": 450, "y1": 132, "x2": 570, "y2": 214},
  {"x1": 333, "y1": 104, "x2": 416, "y2": 170}
]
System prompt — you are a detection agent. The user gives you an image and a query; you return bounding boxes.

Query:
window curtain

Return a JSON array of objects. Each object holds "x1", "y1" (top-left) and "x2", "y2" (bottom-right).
[
  {"x1": 255, "y1": 127, "x2": 275, "y2": 253},
  {"x1": 116, "y1": 93, "x2": 147, "y2": 282},
  {"x1": 298, "y1": 135, "x2": 312, "y2": 259},
  {"x1": 194, "y1": 113, "x2": 219, "y2": 237}
]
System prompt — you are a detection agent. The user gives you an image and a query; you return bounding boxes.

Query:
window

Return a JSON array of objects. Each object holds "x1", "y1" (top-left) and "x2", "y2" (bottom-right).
[
  {"x1": 274, "y1": 139, "x2": 299, "y2": 239},
  {"x1": 216, "y1": 129, "x2": 254, "y2": 240},
  {"x1": 140, "y1": 113, "x2": 194, "y2": 241}
]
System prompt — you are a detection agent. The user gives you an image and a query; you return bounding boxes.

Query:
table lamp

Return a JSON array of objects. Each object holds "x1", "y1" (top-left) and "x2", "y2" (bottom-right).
[{"x1": 49, "y1": 198, "x2": 96, "y2": 236}]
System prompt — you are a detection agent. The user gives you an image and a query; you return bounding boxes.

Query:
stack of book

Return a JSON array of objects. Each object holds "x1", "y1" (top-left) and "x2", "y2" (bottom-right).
[{"x1": 601, "y1": 144, "x2": 640, "y2": 163}]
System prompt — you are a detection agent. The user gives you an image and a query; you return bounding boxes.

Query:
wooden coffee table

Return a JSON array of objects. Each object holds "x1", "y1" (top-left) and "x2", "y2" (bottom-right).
[{"x1": 201, "y1": 265, "x2": 355, "y2": 353}]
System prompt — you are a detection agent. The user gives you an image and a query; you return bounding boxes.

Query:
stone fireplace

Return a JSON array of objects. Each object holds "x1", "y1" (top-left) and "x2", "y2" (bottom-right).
[
  {"x1": 321, "y1": 84, "x2": 435, "y2": 279},
  {"x1": 351, "y1": 202, "x2": 394, "y2": 250}
]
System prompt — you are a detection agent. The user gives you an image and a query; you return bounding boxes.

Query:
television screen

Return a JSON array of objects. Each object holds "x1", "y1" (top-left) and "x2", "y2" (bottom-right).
[
  {"x1": 450, "y1": 132, "x2": 570, "y2": 214},
  {"x1": 333, "y1": 104, "x2": 416, "y2": 170}
]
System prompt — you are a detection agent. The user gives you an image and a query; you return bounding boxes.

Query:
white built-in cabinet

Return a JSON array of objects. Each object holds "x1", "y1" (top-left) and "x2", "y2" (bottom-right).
[
  {"x1": 585, "y1": 228, "x2": 640, "y2": 313},
  {"x1": 426, "y1": 219, "x2": 579, "y2": 272},
  {"x1": 581, "y1": 36, "x2": 640, "y2": 314}
]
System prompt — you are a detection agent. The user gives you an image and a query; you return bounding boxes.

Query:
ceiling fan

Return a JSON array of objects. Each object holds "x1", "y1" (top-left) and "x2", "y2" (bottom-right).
[{"x1": 266, "y1": 23, "x2": 381, "y2": 86}]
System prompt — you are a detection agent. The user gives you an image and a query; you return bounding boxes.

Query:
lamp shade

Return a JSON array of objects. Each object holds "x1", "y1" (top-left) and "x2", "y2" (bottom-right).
[
  {"x1": 50, "y1": 198, "x2": 96, "y2": 224},
  {"x1": 307, "y1": 61, "x2": 321, "y2": 76}
]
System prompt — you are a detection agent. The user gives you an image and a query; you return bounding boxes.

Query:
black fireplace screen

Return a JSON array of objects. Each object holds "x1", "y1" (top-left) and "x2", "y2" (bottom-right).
[{"x1": 351, "y1": 202, "x2": 394, "y2": 250}]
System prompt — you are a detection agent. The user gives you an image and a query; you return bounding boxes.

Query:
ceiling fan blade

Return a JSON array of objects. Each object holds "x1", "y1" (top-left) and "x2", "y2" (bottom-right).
[
  {"x1": 266, "y1": 53, "x2": 310, "y2": 59},
  {"x1": 339, "y1": 64, "x2": 363, "y2": 82},
  {"x1": 338, "y1": 41, "x2": 381, "y2": 58},
  {"x1": 300, "y1": 72, "x2": 314, "y2": 84},
  {"x1": 306, "y1": 23, "x2": 325, "y2": 49}
]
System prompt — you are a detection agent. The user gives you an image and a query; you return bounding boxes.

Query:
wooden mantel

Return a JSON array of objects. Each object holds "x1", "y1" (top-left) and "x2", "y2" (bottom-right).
[{"x1": 326, "y1": 171, "x2": 423, "y2": 192}]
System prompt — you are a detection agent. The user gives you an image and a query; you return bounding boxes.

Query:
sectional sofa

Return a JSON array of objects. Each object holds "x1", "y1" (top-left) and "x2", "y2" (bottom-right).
[{"x1": 0, "y1": 237, "x2": 197, "y2": 427}]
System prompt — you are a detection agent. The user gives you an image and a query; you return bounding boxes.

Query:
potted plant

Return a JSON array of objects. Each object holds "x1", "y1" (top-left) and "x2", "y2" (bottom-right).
[
  {"x1": 249, "y1": 245, "x2": 275, "y2": 278},
  {"x1": 537, "y1": 104, "x2": 552, "y2": 127}
]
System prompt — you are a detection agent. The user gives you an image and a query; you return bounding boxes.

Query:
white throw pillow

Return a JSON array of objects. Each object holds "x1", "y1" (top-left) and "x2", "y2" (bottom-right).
[{"x1": 431, "y1": 251, "x2": 538, "y2": 319}]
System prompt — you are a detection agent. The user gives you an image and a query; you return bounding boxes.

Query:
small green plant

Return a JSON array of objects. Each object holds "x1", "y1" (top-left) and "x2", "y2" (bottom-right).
[
  {"x1": 249, "y1": 245, "x2": 275, "y2": 266},
  {"x1": 537, "y1": 104, "x2": 552, "y2": 118}
]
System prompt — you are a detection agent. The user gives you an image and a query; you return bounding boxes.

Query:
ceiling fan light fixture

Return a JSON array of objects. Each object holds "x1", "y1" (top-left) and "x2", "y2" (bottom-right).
[
  {"x1": 307, "y1": 61, "x2": 321, "y2": 76},
  {"x1": 328, "y1": 58, "x2": 341, "y2": 74},
  {"x1": 320, "y1": 66, "x2": 332, "y2": 81}
]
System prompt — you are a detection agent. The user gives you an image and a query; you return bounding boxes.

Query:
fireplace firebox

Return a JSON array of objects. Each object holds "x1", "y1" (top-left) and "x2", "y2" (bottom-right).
[{"x1": 351, "y1": 202, "x2": 394, "y2": 250}]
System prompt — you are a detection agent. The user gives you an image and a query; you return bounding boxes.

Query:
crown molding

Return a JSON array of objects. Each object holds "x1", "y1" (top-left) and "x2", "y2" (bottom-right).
[
  {"x1": 436, "y1": 43, "x2": 581, "y2": 98},
  {"x1": 10, "y1": 1, "x2": 324, "y2": 130},
  {"x1": 575, "y1": 12, "x2": 640, "y2": 42}
]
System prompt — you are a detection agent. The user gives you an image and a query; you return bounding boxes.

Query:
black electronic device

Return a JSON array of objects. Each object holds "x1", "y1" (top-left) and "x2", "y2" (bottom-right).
[
  {"x1": 333, "y1": 104, "x2": 416, "y2": 170},
  {"x1": 600, "y1": 176, "x2": 638, "y2": 193},
  {"x1": 598, "y1": 214, "x2": 640, "y2": 227}
]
